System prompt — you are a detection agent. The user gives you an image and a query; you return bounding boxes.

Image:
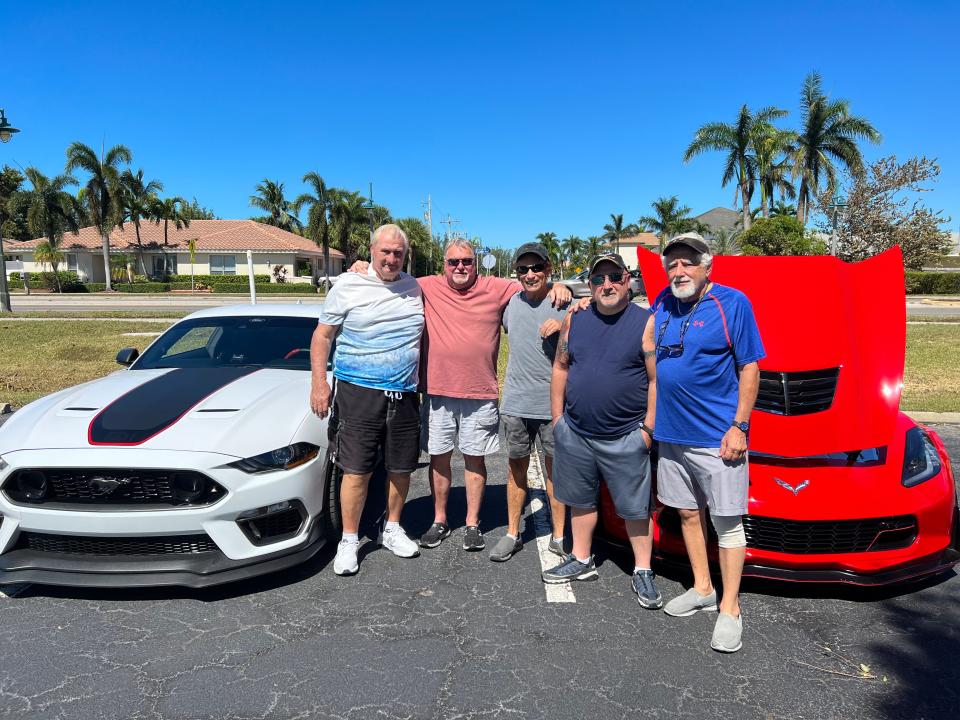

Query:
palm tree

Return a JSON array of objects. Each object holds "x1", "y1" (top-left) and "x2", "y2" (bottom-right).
[
  {"x1": 16, "y1": 168, "x2": 84, "y2": 292},
  {"x1": 249, "y1": 179, "x2": 302, "y2": 233},
  {"x1": 638, "y1": 196, "x2": 705, "y2": 251},
  {"x1": 602, "y1": 213, "x2": 640, "y2": 256},
  {"x1": 535, "y1": 232, "x2": 562, "y2": 276},
  {"x1": 708, "y1": 227, "x2": 741, "y2": 256},
  {"x1": 561, "y1": 234, "x2": 584, "y2": 273},
  {"x1": 583, "y1": 235, "x2": 609, "y2": 264},
  {"x1": 328, "y1": 189, "x2": 368, "y2": 265},
  {"x1": 293, "y1": 172, "x2": 334, "y2": 288},
  {"x1": 684, "y1": 104, "x2": 788, "y2": 230},
  {"x1": 792, "y1": 72, "x2": 881, "y2": 224},
  {"x1": 395, "y1": 217, "x2": 430, "y2": 276},
  {"x1": 770, "y1": 199, "x2": 797, "y2": 217},
  {"x1": 149, "y1": 196, "x2": 191, "y2": 247},
  {"x1": 65, "y1": 142, "x2": 132, "y2": 291},
  {"x1": 750, "y1": 125, "x2": 797, "y2": 218},
  {"x1": 121, "y1": 169, "x2": 163, "y2": 276}
]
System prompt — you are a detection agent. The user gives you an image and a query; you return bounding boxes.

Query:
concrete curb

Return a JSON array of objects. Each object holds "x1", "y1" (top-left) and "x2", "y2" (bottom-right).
[{"x1": 904, "y1": 411, "x2": 960, "y2": 425}]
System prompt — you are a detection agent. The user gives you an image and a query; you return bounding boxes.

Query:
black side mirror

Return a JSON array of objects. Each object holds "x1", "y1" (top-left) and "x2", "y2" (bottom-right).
[{"x1": 116, "y1": 347, "x2": 140, "y2": 366}]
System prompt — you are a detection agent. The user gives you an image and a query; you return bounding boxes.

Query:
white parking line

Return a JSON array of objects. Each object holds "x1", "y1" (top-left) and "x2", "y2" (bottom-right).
[{"x1": 527, "y1": 448, "x2": 575, "y2": 603}]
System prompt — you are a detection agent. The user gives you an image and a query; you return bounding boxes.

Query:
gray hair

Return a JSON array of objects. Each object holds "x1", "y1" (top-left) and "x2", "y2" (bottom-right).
[
  {"x1": 371, "y1": 223, "x2": 409, "y2": 252},
  {"x1": 662, "y1": 251, "x2": 713, "y2": 272},
  {"x1": 444, "y1": 238, "x2": 475, "y2": 256}
]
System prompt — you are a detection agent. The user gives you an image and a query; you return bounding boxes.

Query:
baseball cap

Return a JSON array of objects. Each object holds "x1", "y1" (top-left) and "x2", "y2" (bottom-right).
[
  {"x1": 588, "y1": 252, "x2": 628, "y2": 274},
  {"x1": 512, "y1": 242, "x2": 550, "y2": 265},
  {"x1": 664, "y1": 232, "x2": 709, "y2": 255}
]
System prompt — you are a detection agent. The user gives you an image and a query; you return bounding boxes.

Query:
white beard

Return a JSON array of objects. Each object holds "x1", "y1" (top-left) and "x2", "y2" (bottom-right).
[{"x1": 670, "y1": 281, "x2": 697, "y2": 299}]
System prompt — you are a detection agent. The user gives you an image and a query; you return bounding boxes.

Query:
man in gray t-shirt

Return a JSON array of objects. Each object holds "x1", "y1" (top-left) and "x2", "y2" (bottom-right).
[{"x1": 489, "y1": 243, "x2": 569, "y2": 563}]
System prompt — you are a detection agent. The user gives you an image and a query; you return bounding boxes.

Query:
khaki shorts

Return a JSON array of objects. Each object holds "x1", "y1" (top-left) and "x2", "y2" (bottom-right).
[
  {"x1": 422, "y1": 395, "x2": 501, "y2": 457},
  {"x1": 656, "y1": 442, "x2": 749, "y2": 516}
]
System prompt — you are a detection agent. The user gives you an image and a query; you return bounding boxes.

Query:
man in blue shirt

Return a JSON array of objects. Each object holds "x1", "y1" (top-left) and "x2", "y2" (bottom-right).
[{"x1": 647, "y1": 232, "x2": 765, "y2": 653}]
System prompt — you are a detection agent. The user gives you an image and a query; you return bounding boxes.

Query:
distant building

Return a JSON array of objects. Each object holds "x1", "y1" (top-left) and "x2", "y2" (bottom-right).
[
  {"x1": 11, "y1": 220, "x2": 345, "y2": 282},
  {"x1": 616, "y1": 232, "x2": 660, "y2": 268}
]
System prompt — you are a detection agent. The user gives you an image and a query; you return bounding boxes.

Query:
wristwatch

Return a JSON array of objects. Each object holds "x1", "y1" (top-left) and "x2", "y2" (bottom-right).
[{"x1": 731, "y1": 420, "x2": 750, "y2": 434}]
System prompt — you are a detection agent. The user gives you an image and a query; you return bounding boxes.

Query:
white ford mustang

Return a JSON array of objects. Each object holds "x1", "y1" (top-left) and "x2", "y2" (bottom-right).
[{"x1": 0, "y1": 304, "x2": 342, "y2": 588}]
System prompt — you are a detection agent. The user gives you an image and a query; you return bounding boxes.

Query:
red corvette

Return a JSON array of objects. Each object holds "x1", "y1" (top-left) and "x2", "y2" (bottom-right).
[{"x1": 598, "y1": 246, "x2": 960, "y2": 585}]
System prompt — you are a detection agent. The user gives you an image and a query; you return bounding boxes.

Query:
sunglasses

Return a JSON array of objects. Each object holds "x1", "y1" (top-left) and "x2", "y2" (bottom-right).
[
  {"x1": 655, "y1": 290, "x2": 708, "y2": 358},
  {"x1": 515, "y1": 263, "x2": 546, "y2": 275},
  {"x1": 446, "y1": 257, "x2": 475, "y2": 267},
  {"x1": 589, "y1": 272, "x2": 625, "y2": 286}
]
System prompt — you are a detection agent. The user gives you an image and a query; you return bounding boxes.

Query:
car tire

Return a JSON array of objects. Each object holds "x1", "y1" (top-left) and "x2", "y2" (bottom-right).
[
  {"x1": 628, "y1": 289, "x2": 635, "y2": 301},
  {"x1": 322, "y1": 452, "x2": 343, "y2": 540}
]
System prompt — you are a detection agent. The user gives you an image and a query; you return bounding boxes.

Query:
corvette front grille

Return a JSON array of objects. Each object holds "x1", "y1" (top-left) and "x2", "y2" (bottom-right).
[
  {"x1": 756, "y1": 368, "x2": 839, "y2": 416},
  {"x1": 14, "y1": 532, "x2": 219, "y2": 556}
]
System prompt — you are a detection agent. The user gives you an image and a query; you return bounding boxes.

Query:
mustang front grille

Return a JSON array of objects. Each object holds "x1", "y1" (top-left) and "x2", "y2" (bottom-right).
[
  {"x1": 756, "y1": 368, "x2": 840, "y2": 416},
  {"x1": 1, "y1": 468, "x2": 225, "y2": 508},
  {"x1": 14, "y1": 532, "x2": 219, "y2": 556}
]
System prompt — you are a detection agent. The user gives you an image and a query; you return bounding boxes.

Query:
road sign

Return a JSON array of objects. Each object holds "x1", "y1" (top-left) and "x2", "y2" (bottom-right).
[{"x1": 481, "y1": 254, "x2": 496, "y2": 270}]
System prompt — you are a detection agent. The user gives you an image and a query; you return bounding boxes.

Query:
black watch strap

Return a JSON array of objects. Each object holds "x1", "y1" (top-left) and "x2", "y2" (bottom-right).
[
  {"x1": 641, "y1": 423, "x2": 655, "y2": 436},
  {"x1": 732, "y1": 420, "x2": 749, "y2": 433}
]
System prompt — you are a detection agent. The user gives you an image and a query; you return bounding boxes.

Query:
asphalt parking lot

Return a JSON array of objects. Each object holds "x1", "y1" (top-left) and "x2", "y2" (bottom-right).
[{"x1": 0, "y1": 425, "x2": 958, "y2": 720}]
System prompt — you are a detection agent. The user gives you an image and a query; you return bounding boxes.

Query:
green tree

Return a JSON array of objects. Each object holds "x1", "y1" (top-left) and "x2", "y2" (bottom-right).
[
  {"x1": 395, "y1": 217, "x2": 430, "y2": 276},
  {"x1": 65, "y1": 142, "x2": 132, "y2": 291},
  {"x1": 638, "y1": 196, "x2": 705, "y2": 251},
  {"x1": 771, "y1": 199, "x2": 797, "y2": 217},
  {"x1": 121, "y1": 168, "x2": 164, "y2": 275},
  {"x1": 739, "y1": 216, "x2": 827, "y2": 256},
  {"x1": 535, "y1": 231, "x2": 562, "y2": 276},
  {"x1": 33, "y1": 241, "x2": 66, "y2": 291},
  {"x1": 1, "y1": 166, "x2": 32, "y2": 241},
  {"x1": 750, "y1": 125, "x2": 797, "y2": 218},
  {"x1": 602, "y1": 213, "x2": 638, "y2": 256},
  {"x1": 181, "y1": 197, "x2": 217, "y2": 220},
  {"x1": 684, "y1": 104, "x2": 788, "y2": 230},
  {"x1": 708, "y1": 227, "x2": 741, "y2": 256},
  {"x1": 293, "y1": 172, "x2": 334, "y2": 288},
  {"x1": 561, "y1": 234, "x2": 584, "y2": 273},
  {"x1": 249, "y1": 179, "x2": 302, "y2": 233},
  {"x1": 329, "y1": 189, "x2": 368, "y2": 265},
  {"x1": 793, "y1": 72, "x2": 881, "y2": 224},
  {"x1": 583, "y1": 235, "x2": 609, "y2": 264},
  {"x1": 149, "y1": 196, "x2": 191, "y2": 247}
]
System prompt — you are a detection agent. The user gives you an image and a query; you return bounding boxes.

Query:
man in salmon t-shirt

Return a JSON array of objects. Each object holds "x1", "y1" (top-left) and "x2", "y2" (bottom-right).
[{"x1": 417, "y1": 239, "x2": 571, "y2": 552}]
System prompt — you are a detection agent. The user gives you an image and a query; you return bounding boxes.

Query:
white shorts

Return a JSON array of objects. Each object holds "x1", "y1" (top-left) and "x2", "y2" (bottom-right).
[{"x1": 423, "y1": 395, "x2": 501, "y2": 457}]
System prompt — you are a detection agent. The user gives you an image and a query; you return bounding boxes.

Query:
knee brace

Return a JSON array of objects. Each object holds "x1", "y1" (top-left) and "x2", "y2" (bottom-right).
[{"x1": 711, "y1": 514, "x2": 746, "y2": 549}]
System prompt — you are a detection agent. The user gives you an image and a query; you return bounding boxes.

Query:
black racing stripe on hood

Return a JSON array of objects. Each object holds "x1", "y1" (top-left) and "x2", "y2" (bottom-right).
[{"x1": 88, "y1": 367, "x2": 258, "y2": 445}]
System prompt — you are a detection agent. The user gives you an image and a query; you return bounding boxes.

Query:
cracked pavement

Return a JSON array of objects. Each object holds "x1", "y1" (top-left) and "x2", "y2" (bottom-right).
[{"x1": 0, "y1": 425, "x2": 958, "y2": 719}]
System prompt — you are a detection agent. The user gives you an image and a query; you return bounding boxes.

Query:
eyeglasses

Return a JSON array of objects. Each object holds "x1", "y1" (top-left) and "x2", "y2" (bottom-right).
[
  {"x1": 446, "y1": 257, "x2": 475, "y2": 267},
  {"x1": 655, "y1": 290, "x2": 708, "y2": 358},
  {"x1": 515, "y1": 263, "x2": 546, "y2": 275},
  {"x1": 590, "y1": 272, "x2": 625, "y2": 286}
]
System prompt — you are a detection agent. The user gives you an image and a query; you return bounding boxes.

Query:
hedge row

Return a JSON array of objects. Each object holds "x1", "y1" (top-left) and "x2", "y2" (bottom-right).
[
  {"x1": 166, "y1": 274, "x2": 271, "y2": 284},
  {"x1": 211, "y1": 283, "x2": 319, "y2": 294},
  {"x1": 7, "y1": 271, "x2": 81, "y2": 289},
  {"x1": 905, "y1": 271, "x2": 960, "y2": 294}
]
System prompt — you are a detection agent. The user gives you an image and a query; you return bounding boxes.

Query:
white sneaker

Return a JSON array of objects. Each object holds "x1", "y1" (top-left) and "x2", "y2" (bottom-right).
[
  {"x1": 333, "y1": 539, "x2": 359, "y2": 575},
  {"x1": 379, "y1": 526, "x2": 421, "y2": 558}
]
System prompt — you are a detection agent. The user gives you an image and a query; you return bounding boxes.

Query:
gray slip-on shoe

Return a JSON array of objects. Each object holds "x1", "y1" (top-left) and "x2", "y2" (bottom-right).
[
  {"x1": 711, "y1": 612, "x2": 743, "y2": 653},
  {"x1": 488, "y1": 534, "x2": 522, "y2": 562},
  {"x1": 663, "y1": 587, "x2": 719, "y2": 617}
]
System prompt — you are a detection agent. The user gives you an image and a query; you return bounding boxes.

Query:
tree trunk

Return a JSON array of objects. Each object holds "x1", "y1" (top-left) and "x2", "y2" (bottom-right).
[
  {"x1": 101, "y1": 230, "x2": 113, "y2": 291},
  {"x1": 164, "y1": 219, "x2": 169, "y2": 246},
  {"x1": 135, "y1": 223, "x2": 147, "y2": 277},
  {"x1": 761, "y1": 185, "x2": 769, "y2": 219},
  {"x1": 741, "y1": 180, "x2": 752, "y2": 230},
  {"x1": 796, "y1": 180, "x2": 808, "y2": 225},
  {"x1": 406, "y1": 245, "x2": 414, "y2": 276}
]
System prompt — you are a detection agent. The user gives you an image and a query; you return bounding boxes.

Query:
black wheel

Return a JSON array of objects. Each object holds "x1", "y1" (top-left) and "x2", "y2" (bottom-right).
[
  {"x1": 322, "y1": 451, "x2": 343, "y2": 540},
  {"x1": 628, "y1": 288, "x2": 635, "y2": 301}
]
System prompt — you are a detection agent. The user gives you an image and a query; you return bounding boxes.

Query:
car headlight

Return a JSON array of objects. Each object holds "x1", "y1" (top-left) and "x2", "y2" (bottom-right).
[
  {"x1": 901, "y1": 427, "x2": 943, "y2": 487},
  {"x1": 229, "y1": 442, "x2": 320, "y2": 474}
]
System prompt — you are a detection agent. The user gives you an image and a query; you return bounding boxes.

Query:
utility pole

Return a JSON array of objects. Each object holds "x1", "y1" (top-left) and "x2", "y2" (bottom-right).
[
  {"x1": 364, "y1": 182, "x2": 376, "y2": 245},
  {"x1": 422, "y1": 194, "x2": 433, "y2": 274},
  {"x1": 440, "y1": 214, "x2": 460, "y2": 242}
]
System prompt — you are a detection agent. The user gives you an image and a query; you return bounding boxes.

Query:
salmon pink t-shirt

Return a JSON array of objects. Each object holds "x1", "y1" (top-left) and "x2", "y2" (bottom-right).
[{"x1": 418, "y1": 275, "x2": 520, "y2": 399}]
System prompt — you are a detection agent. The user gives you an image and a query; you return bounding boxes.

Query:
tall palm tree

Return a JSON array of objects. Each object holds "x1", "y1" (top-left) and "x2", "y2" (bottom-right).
[
  {"x1": 583, "y1": 235, "x2": 609, "y2": 264},
  {"x1": 293, "y1": 172, "x2": 334, "y2": 288},
  {"x1": 16, "y1": 168, "x2": 84, "y2": 292},
  {"x1": 395, "y1": 217, "x2": 430, "y2": 276},
  {"x1": 149, "y1": 196, "x2": 191, "y2": 247},
  {"x1": 121, "y1": 169, "x2": 163, "y2": 276},
  {"x1": 535, "y1": 232, "x2": 562, "y2": 276},
  {"x1": 602, "y1": 213, "x2": 639, "y2": 256},
  {"x1": 750, "y1": 125, "x2": 797, "y2": 218},
  {"x1": 684, "y1": 104, "x2": 788, "y2": 230},
  {"x1": 561, "y1": 234, "x2": 584, "y2": 273},
  {"x1": 792, "y1": 71, "x2": 881, "y2": 224},
  {"x1": 770, "y1": 199, "x2": 797, "y2": 217},
  {"x1": 249, "y1": 179, "x2": 302, "y2": 233},
  {"x1": 65, "y1": 142, "x2": 132, "y2": 291},
  {"x1": 638, "y1": 196, "x2": 705, "y2": 251},
  {"x1": 328, "y1": 189, "x2": 368, "y2": 265}
]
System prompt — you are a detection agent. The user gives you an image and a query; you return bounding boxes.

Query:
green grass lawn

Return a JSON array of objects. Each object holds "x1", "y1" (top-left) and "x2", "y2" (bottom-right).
[{"x1": 2, "y1": 319, "x2": 959, "y2": 412}]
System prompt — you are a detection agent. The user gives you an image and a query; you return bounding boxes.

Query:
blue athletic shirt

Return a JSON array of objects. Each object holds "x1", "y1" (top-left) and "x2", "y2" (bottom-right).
[
  {"x1": 564, "y1": 302, "x2": 650, "y2": 439},
  {"x1": 651, "y1": 283, "x2": 765, "y2": 447}
]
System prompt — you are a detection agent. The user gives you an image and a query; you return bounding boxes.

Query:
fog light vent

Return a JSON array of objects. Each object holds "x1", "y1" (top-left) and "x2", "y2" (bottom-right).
[{"x1": 236, "y1": 500, "x2": 307, "y2": 546}]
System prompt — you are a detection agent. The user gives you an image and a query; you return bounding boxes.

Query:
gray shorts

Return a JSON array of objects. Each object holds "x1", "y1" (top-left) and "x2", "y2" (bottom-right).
[
  {"x1": 656, "y1": 442, "x2": 749, "y2": 516},
  {"x1": 422, "y1": 395, "x2": 501, "y2": 457},
  {"x1": 502, "y1": 415, "x2": 554, "y2": 459},
  {"x1": 552, "y1": 416, "x2": 652, "y2": 520}
]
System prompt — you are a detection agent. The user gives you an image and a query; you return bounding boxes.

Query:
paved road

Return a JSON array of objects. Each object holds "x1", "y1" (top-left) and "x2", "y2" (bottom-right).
[{"x1": 0, "y1": 422, "x2": 958, "y2": 719}]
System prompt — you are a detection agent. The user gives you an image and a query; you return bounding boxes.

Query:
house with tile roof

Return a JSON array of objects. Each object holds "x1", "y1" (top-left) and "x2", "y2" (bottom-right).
[
  {"x1": 11, "y1": 220, "x2": 345, "y2": 283},
  {"x1": 616, "y1": 232, "x2": 661, "y2": 268}
]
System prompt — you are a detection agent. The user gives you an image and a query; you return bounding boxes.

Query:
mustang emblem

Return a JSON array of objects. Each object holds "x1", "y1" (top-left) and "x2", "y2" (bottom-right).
[
  {"x1": 88, "y1": 476, "x2": 130, "y2": 496},
  {"x1": 774, "y1": 478, "x2": 810, "y2": 496}
]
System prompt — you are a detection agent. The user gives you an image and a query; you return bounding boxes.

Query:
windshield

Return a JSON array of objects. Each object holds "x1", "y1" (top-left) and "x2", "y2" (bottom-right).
[{"x1": 135, "y1": 316, "x2": 321, "y2": 371}]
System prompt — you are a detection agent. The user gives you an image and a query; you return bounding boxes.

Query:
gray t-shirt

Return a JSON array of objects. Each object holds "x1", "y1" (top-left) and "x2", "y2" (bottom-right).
[{"x1": 501, "y1": 290, "x2": 568, "y2": 419}]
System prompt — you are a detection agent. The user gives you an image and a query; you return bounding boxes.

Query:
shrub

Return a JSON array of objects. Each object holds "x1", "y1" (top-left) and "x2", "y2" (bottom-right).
[
  {"x1": 739, "y1": 217, "x2": 828, "y2": 256},
  {"x1": 210, "y1": 282, "x2": 319, "y2": 294},
  {"x1": 114, "y1": 283, "x2": 172, "y2": 293},
  {"x1": 905, "y1": 271, "x2": 960, "y2": 294},
  {"x1": 81, "y1": 283, "x2": 107, "y2": 292},
  {"x1": 8, "y1": 271, "x2": 80, "y2": 290},
  {"x1": 167, "y1": 274, "x2": 270, "y2": 284}
]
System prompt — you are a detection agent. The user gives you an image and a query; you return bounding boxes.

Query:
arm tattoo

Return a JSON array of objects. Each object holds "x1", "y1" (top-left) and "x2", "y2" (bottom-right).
[{"x1": 643, "y1": 349, "x2": 656, "y2": 359}]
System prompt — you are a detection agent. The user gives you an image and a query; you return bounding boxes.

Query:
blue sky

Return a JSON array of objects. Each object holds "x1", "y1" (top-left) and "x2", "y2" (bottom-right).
[{"x1": 2, "y1": 0, "x2": 958, "y2": 249}]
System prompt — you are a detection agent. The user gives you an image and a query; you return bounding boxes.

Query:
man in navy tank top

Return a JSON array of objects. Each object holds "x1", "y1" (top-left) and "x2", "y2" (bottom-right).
[
  {"x1": 647, "y1": 232, "x2": 765, "y2": 654},
  {"x1": 542, "y1": 252, "x2": 662, "y2": 610}
]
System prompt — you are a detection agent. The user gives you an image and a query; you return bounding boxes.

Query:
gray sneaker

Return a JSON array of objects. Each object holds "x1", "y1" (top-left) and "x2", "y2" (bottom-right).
[
  {"x1": 488, "y1": 534, "x2": 522, "y2": 562},
  {"x1": 711, "y1": 612, "x2": 743, "y2": 653},
  {"x1": 663, "y1": 587, "x2": 718, "y2": 617},
  {"x1": 547, "y1": 536, "x2": 566, "y2": 557},
  {"x1": 462, "y1": 525, "x2": 485, "y2": 551},
  {"x1": 419, "y1": 522, "x2": 451, "y2": 548},
  {"x1": 542, "y1": 555, "x2": 598, "y2": 584},
  {"x1": 631, "y1": 569, "x2": 663, "y2": 609}
]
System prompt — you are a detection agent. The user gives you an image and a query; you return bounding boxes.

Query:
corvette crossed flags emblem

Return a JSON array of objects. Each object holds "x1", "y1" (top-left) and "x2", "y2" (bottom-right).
[{"x1": 774, "y1": 478, "x2": 810, "y2": 496}]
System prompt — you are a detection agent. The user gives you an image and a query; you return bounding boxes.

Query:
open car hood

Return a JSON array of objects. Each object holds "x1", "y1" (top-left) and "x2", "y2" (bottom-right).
[{"x1": 637, "y1": 247, "x2": 906, "y2": 456}]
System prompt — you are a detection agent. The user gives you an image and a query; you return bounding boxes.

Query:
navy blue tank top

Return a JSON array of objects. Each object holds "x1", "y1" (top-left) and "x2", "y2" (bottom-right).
[{"x1": 564, "y1": 303, "x2": 650, "y2": 439}]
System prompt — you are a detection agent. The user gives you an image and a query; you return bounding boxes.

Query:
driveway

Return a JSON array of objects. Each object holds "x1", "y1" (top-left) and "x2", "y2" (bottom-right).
[{"x1": 0, "y1": 426, "x2": 958, "y2": 719}]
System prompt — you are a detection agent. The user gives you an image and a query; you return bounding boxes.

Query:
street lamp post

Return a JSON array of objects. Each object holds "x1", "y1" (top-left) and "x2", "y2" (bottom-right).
[
  {"x1": 0, "y1": 108, "x2": 21, "y2": 313},
  {"x1": 828, "y1": 195, "x2": 847, "y2": 256},
  {"x1": 363, "y1": 182, "x2": 375, "y2": 247}
]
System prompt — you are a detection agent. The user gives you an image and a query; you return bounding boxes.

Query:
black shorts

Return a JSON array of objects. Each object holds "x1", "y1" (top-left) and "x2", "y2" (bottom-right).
[{"x1": 331, "y1": 380, "x2": 420, "y2": 475}]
